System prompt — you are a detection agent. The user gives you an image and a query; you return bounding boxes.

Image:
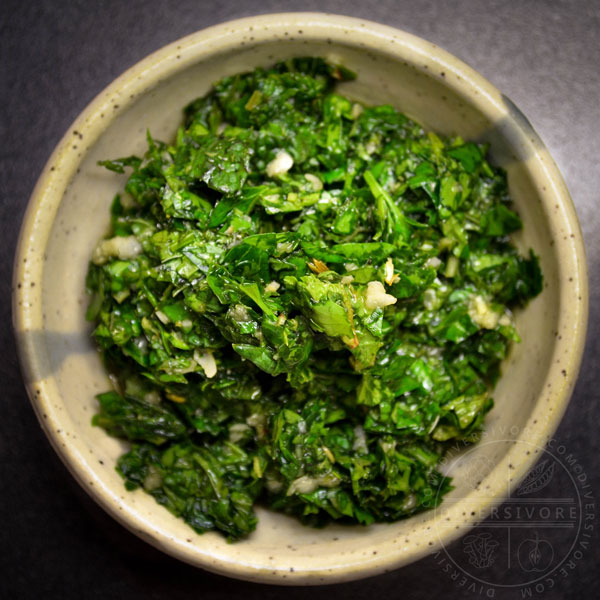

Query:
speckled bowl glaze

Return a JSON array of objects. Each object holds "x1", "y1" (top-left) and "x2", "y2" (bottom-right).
[{"x1": 13, "y1": 13, "x2": 588, "y2": 585}]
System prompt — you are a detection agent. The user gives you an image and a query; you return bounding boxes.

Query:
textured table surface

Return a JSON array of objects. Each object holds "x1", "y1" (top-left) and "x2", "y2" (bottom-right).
[{"x1": 2, "y1": 1, "x2": 599, "y2": 598}]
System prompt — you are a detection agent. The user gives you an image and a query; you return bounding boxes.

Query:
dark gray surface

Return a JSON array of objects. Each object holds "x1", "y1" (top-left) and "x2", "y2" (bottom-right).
[{"x1": 2, "y1": 1, "x2": 599, "y2": 598}]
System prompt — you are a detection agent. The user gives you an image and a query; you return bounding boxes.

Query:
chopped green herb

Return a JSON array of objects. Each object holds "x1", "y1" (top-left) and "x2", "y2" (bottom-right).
[{"x1": 87, "y1": 57, "x2": 542, "y2": 541}]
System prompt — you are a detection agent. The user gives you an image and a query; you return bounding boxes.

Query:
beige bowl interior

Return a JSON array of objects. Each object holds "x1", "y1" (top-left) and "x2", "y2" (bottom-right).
[{"x1": 13, "y1": 14, "x2": 587, "y2": 585}]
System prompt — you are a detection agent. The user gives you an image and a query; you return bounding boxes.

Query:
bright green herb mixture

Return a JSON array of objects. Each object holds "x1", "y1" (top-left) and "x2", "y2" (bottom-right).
[{"x1": 86, "y1": 58, "x2": 542, "y2": 541}]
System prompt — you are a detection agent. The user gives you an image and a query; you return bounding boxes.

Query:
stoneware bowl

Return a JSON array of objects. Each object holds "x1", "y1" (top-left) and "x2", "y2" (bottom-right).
[{"x1": 13, "y1": 13, "x2": 588, "y2": 585}]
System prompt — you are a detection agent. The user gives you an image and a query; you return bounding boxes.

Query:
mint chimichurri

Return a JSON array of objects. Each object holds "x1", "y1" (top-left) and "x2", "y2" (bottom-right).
[{"x1": 86, "y1": 58, "x2": 542, "y2": 541}]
